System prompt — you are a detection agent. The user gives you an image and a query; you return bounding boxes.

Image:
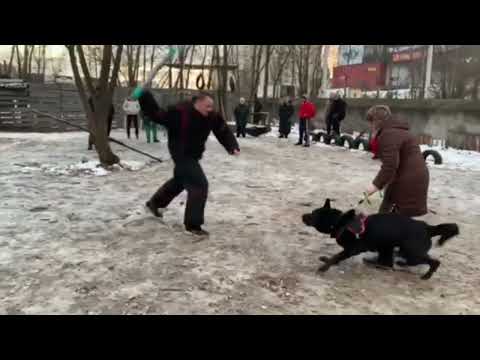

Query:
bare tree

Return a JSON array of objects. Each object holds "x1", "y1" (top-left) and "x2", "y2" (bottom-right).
[
  {"x1": 270, "y1": 45, "x2": 294, "y2": 99},
  {"x1": 13, "y1": 45, "x2": 36, "y2": 79},
  {"x1": 309, "y1": 45, "x2": 324, "y2": 98},
  {"x1": 66, "y1": 45, "x2": 123, "y2": 166},
  {"x1": 262, "y1": 45, "x2": 272, "y2": 102},
  {"x1": 124, "y1": 45, "x2": 142, "y2": 88}
]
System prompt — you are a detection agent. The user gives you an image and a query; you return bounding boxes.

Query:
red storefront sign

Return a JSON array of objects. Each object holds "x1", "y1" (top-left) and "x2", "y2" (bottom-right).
[
  {"x1": 392, "y1": 50, "x2": 426, "y2": 63},
  {"x1": 332, "y1": 63, "x2": 386, "y2": 90}
]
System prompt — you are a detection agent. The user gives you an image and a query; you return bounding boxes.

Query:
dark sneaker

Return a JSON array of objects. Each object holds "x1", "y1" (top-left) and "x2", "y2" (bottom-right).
[
  {"x1": 304, "y1": 144, "x2": 310, "y2": 148},
  {"x1": 295, "y1": 142, "x2": 303, "y2": 146},
  {"x1": 154, "y1": 139, "x2": 160, "y2": 143},
  {"x1": 146, "y1": 201, "x2": 163, "y2": 218},
  {"x1": 185, "y1": 225, "x2": 210, "y2": 237}
]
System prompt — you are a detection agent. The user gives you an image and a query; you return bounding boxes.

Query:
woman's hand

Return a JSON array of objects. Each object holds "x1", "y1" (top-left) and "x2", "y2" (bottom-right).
[{"x1": 366, "y1": 184, "x2": 379, "y2": 196}]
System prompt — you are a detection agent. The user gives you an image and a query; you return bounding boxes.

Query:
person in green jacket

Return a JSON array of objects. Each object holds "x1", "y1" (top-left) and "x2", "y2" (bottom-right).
[{"x1": 142, "y1": 111, "x2": 160, "y2": 144}]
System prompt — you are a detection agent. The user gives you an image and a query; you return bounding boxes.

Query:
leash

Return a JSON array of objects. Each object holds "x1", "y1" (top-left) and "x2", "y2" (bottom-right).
[
  {"x1": 357, "y1": 190, "x2": 384, "y2": 207},
  {"x1": 30, "y1": 109, "x2": 164, "y2": 163}
]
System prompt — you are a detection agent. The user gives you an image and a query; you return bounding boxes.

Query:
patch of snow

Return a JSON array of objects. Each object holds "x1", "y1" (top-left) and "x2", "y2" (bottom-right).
[
  {"x1": 421, "y1": 145, "x2": 480, "y2": 172},
  {"x1": 0, "y1": 131, "x2": 87, "y2": 142},
  {"x1": 40, "y1": 158, "x2": 150, "y2": 177},
  {"x1": 121, "y1": 160, "x2": 147, "y2": 171},
  {"x1": 41, "y1": 160, "x2": 109, "y2": 177}
]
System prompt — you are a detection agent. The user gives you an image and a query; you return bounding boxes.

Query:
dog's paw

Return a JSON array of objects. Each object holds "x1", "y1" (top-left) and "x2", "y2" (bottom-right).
[
  {"x1": 395, "y1": 260, "x2": 409, "y2": 267},
  {"x1": 318, "y1": 256, "x2": 330, "y2": 263},
  {"x1": 421, "y1": 273, "x2": 433, "y2": 281},
  {"x1": 317, "y1": 265, "x2": 330, "y2": 273}
]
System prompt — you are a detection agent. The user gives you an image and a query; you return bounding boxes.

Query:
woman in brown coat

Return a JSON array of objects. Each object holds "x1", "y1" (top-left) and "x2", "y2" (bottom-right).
[
  {"x1": 364, "y1": 105, "x2": 430, "y2": 266},
  {"x1": 365, "y1": 105, "x2": 429, "y2": 216}
]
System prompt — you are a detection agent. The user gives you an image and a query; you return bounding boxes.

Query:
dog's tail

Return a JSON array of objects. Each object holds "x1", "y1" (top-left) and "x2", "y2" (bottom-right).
[{"x1": 428, "y1": 223, "x2": 459, "y2": 246}]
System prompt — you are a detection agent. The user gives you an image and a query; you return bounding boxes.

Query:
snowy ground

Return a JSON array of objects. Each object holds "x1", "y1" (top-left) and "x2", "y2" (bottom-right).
[{"x1": 1, "y1": 127, "x2": 480, "y2": 315}]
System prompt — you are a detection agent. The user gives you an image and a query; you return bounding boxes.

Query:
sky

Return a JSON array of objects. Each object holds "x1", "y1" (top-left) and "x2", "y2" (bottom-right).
[{"x1": 0, "y1": 45, "x2": 66, "y2": 58}]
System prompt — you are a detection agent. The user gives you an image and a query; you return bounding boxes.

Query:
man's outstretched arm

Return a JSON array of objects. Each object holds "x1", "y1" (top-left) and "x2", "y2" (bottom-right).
[
  {"x1": 137, "y1": 91, "x2": 168, "y2": 126},
  {"x1": 212, "y1": 113, "x2": 240, "y2": 155}
]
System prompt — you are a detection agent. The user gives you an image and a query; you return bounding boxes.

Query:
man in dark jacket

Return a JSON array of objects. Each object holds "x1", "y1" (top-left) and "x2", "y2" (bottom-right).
[
  {"x1": 325, "y1": 92, "x2": 347, "y2": 136},
  {"x1": 138, "y1": 91, "x2": 240, "y2": 237},
  {"x1": 87, "y1": 87, "x2": 115, "y2": 150},
  {"x1": 364, "y1": 105, "x2": 430, "y2": 267},
  {"x1": 253, "y1": 97, "x2": 263, "y2": 125},
  {"x1": 234, "y1": 97, "x2": 250, "y2": 138},
  {"x1": 278, "y1": 98, "x2": 294, "y2": 138}
]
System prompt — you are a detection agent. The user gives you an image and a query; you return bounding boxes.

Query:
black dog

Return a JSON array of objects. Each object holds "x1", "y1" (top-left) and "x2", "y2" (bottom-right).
[{"x1": 302, "y1": 199, "x2": 459, "y2": 280}]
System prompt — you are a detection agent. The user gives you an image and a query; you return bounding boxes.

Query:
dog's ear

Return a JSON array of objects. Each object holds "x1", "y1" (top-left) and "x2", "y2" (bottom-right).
[{"x1": 323, "y1": 199, "x2": 331, "y2": 209}]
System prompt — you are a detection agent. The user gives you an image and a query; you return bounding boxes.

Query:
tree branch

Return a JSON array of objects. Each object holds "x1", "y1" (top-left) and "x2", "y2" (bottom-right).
[
  {"x1": 110, "y1": 45, "x2": 124, "y2": 92},
  {"x1": 76, "y1": 45, "x2": 95, "y2": 95}
]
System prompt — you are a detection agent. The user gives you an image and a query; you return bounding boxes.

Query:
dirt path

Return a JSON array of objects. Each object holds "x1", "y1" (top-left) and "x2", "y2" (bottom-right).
[{"x1": 0, "y1": 130, "x2": 479, "y2": 314}]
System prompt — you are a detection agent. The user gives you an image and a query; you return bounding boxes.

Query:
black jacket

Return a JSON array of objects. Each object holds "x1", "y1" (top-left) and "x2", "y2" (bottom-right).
[
  {"x1": 327, "y1": 98, "x2": 347, "y2": 122},
  {"x1": 234, "y1": 104, "x2": 250, "y2": 124},
  {"x1": 279, "y1": 102, "x2": 294, "y2": 121},
  {"x1": 139, "y1": 91, "x2": 239, "y2": 162},
  {"x1": 254, "y1": 100, "x2": 263, "y2": 113}
]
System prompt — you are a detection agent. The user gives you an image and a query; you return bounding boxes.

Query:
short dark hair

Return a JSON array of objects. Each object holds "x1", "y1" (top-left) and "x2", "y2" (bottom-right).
[{"x1": 193, "y1": 92, "x2": 214, "y2": 103}]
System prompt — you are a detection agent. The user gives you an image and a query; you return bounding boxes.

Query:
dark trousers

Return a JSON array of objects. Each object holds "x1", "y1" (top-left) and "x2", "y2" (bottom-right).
[
  {"x1": 327, "y1": 117, "x2": 341, "y2": 136},
  {"x1": 298, "y1": 118, "x2": 310, "y2": 145},
  {"x1": 279, "y1": 118, "x2": 291, "y2": 138},
  {"x1": 150, "y1": 159, "x2": 208, "y2": 227},
  {"x1": 88, "y1": 118, "x2": 113, "y2": 150},
  {"x1": 236, "y1": 120, "x2": 247, "y2": 138},
  {"x1": 126, "y1": 115, "x2": 139, "y2": 139}
]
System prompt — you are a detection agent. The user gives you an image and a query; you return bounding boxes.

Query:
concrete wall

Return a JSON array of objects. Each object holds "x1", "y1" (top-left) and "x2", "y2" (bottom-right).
[
  {"x1": 259, "y1": 98, "x2": 480, "y2": 150},
  {"x1": 2, "y1": 84, "x2": 480, "y2": 150}
]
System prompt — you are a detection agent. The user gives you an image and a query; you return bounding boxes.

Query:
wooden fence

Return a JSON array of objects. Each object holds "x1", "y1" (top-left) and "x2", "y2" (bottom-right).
[
  {"x1": 0, "y1": 84, "x2": 124, "y2": 132},
  {"x1": 0, "y1": 84, "x2": 239, "y2": 133}
]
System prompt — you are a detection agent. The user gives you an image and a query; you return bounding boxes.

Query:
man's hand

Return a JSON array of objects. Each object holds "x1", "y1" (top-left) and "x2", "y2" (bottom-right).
[
  {"x1": 366, "y1": 183, "x2": 379, "y2": 196},
  {"x1": 232, "y1": 149, "x2": 240, "y2": 156}
]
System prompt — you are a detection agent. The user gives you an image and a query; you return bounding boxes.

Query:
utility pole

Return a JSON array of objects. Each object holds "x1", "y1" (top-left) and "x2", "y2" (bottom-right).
[{"x1": 424, "y1": 45, "x2": 434, "y2": 99}]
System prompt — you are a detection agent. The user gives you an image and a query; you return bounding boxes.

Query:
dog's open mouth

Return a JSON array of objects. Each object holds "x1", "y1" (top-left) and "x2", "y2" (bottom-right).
[{"x1": 302, "y1": 214, "x2": 313, "y2": 226}]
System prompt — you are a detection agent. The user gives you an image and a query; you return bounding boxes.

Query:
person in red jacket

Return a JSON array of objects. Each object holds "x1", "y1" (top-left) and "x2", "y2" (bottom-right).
[{"x1": 296, "y1": 95, "x2": 317, "y2": 147}]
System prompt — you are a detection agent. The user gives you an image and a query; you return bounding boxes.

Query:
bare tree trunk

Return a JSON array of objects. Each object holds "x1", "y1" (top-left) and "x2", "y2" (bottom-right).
[
  {"x1": 41, "y1": 45, "x2": 46, "y2": 80},
  {"x1": 249, "y1": 45, "x2": 264, "y2": 104},
  {"x1": 28, "y1": 45, "x2": 35, "y2": 76},
  {"x1": 207, "y1": 45, "x2": 218, "y2": 90},
  {"x1": 263, "y1": 45, "x2": 271, "y2": 102},
  {"x1": 219, "y1": 45, "x2": 229, "y2": 120},
  {"x1": 185, "y1": 45, "x2": 196, "y2": 90},
  {"x1": 21, "y1": 45, "x2": 29, "y2": 78},
  {"x1": 35, "y1": 46, "x2": 42, "y2": 74},
  {"x1": 7, "y1": 45, "x2": 15, "y2": 76},
  {"x1": 15, "y1": 45, "x2": 22, "y2": 78},
  {"x1": 134, "y1": 45, "x2": 141, "y2": 85},
  {"x1": 143, "y1": 45, "x2": 147, "y2": 83},
  {"x1": 150, "y1": 45, "x2": 156, "y2": 71},
  {"x1": 68, "y1": 45, "x2": 123, "y2": 166}
]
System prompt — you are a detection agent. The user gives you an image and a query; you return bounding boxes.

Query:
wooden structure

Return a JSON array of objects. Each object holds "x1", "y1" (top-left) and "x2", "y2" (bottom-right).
[{"x1": 0, "y1": 83, "x2": 125, "y2": 132}]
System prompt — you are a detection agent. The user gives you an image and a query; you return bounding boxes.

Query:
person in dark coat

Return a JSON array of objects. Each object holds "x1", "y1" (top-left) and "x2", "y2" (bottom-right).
[
  {"x1": 363, "y1": 105, "x2": 430, "y2": 267},
  {"x1": 138, "y1": 91, "x2": 240, "y2": 237},
  {"x1": 278, "y1": 98, "x2": 294, "y2": 138},
  {"x1": 253, "y1": 97, "x2": 263, "y2": 125},
  {"x1": 325, "y1": 92, "x2": 347, "y2": 136},
  {"x1": 87, "y1": 87, "x2": 115, "y2": 150},
  {"x1": 234, "y1": 97, "x2": 250, "y2": 138}
]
